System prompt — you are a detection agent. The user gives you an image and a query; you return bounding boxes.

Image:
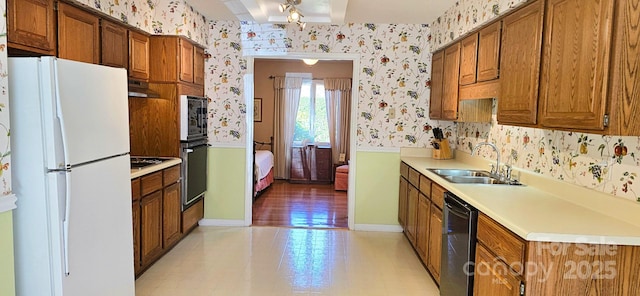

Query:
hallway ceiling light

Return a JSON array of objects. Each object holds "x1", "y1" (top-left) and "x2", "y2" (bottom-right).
[
  {"x1": 302, "y1": 59, "x2": 318, "y2": 66},
  {"x1": 279, "y1": 0, "x2": 307, "y2": 30}
]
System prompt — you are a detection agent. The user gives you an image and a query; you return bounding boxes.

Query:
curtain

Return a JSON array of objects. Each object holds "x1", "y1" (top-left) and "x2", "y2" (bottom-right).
[
  {"x1": 273, "y1": 77, "x2": 303, "y2": 179},
  {"x1": 324, "y1": 78, "x2": 352, "y2": 164}
]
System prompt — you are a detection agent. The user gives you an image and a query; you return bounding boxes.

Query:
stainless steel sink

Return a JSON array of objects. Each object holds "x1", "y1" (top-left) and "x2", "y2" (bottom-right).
[
  {"x1": 429, "y1": 169, "x2": 492, "y2": 177},
  {"x1": 427, "y1": 168, "x2": 523, "y2": 185}
]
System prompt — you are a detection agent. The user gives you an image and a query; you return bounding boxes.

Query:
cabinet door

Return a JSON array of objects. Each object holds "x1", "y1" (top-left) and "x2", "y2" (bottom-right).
[
  {"x1": 442, "y1": 43, "x2": 461, "y2": 120},
  {"x1": 459, "y1": 34, "x2": 478, "y2": 86},
  {"x1": 132, "y1": 201, "x2": 141, "y2": 275},
  {"x1": 429, "y1": 51, "x2": 445, "y2": 119},
  {"x1": 427, "y1": 204, "x2": 442, "y2": 284},
  {"x1": 406, "y1": 185, "x2": 419, "y2": 245},
  {"x1": 416, "y1": 193, "x2": 431, "y2": 263},
  {"x1": 179, "y1": 39, "x2": 195, "y2": 83},
  {"x1": 538, "y1": 0, "x2": 614, "y2": 130},
  {"x1": 398, "y1": 177, "x2": 408, "y2": 229},
  {"x1": 7, "y1": 0, "x2": 56, "y2": 54},
  {"x1": 194, "y1": 47, "x2": 206, "y2": 86},
  {"x1": 498, "y1": 0, "x2": 544, "y2": 125},
  {"x1": 129, "y1": 30, "x2": 150, "y2": 81},
  {"x1": 474, "y1": 243, "x2": 524, "y2": 296},
  {"x1": 140, "y1": 191, "x2": 163, "y2": 266},
  {"x1": 477, "y1": 21, "x2": 502, "y2": 82},
  {"x1": 163, "y1": 182, "x2": 182, "y2": 248},
  {"x1": 57, "y1": 2, "x2": 100, "y2": 64},
  {"x1": 101, "y1": 20, "x2": 128, "y2": 69}
]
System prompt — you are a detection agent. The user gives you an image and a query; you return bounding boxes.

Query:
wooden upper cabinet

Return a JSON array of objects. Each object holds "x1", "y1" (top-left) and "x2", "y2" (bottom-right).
[
  {"x1": 194, "y1": 47, "x2": 206, "y2": 86},
  {"x1": 129, "y1": 30, "x2": 150, "y2": 81},
  {"x1": 100, "y1": 20, "x2": 128, "y2": 69},
  {"x1": 179, "y1": 39, "x2": 195, "y2": 83},
  {"x1": 57, "y1": 2, "x2": 100, "y2": 64},
  {"x1": 7, "y1": 0, "x2": 56, "y2": 55},
  {"x1": 459, "y1": 34, "x2": 479, "y2": 86},
  {"x1": 538, "y1": 0, "x2": 614, "y2": 131},
  {"x1": 429, "y1": 50, "x2": 445, "y2": 119},
  {"x1": 477, "y1": 21, "x2": 502, "y2": 82},
  {"x1": 497, "y1": 0, "x2": 544, "y2": 125},
  {"x1": 442, "y1": 43, "x2": 461, "y2": 120},
  {"x1": 150, "y1": 36, "x2": 202, "y2": 84}
]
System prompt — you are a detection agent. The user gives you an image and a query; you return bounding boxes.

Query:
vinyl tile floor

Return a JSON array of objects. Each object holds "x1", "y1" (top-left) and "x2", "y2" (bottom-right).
[{"x1": 135, "y1": 226, "x2": 439, "y2": 296}]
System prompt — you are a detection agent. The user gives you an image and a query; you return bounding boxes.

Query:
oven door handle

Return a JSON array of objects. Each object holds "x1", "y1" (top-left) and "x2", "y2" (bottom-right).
[{"x1": 184, "y1": 148, "x2": 194, "y2": 153}]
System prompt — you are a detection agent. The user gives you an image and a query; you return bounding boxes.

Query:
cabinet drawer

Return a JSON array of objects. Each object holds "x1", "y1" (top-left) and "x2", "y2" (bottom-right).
[
  {"x1": 419, "y1": 175, "x2": 432, "y2": 198},
  {"x1": 163, "y1": 165, "x2": 181, "y2": 185},
  {"x1": 131, "y1": 178, "x2": 141, "y2": 201},
  {"x1": 431, "y1": 183, "x2": 446, "y2": 209},
  {"x1": 141, "y1": 171, "x2": 163, "y2": 196},
  {"x1": 182, "y1": 198, "x2": 204, "y2": 233},
  {"x1": 400, "y1": 162, "x2": 409, "y2": 179},
  {"x1": 477, "y1": 213, "x2": 526, "y2": 275},
  {"x1": 408, "y1": 168, "x2": 420, "y2": 187}
]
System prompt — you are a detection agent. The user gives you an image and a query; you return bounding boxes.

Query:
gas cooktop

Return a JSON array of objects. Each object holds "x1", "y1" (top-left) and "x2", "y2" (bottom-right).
[{"x1": 130, "y1": 157, "x2": 168, "y2": 169}]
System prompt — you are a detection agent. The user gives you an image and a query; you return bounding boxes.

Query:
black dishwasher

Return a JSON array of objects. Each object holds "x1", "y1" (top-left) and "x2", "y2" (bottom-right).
[{"x1": 441, "y1": 192, "x2": 478, "y2": 296}]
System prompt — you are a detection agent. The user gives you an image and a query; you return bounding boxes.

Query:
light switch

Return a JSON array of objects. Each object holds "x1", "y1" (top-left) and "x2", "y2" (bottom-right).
[{"x1": 388, "y1": 107, "x2": 396, "y2": 119}]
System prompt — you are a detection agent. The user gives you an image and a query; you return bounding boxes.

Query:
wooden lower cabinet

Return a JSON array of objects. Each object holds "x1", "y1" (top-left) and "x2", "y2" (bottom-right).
[
  {"x1": 398, "y1": 177, "x2": 408, "y2": 229},
  {"x1": 132, "y1": 164, "x2": 189, "y2": 276},
  {"x1": 474, "y1": 243, "x2": 524, "y2": 296},
  {"x1": 182, "y1": 198, "x2": 204, "y2": 233},
  {"x1": 416, "y1": 193, "x2": 431, "y2": 262},
  {"x1": 427, "y1": 203, "x2": 443, "y2": 284},
  {"x1": 140, "y1": 190, "x2": 163, "y2": 266},
  {"x1": 406, "y1": 184, "x2": 419, "y2": 245},
  {"x1": 163, "y1": 182, "x2": 181, "y2": 248}
]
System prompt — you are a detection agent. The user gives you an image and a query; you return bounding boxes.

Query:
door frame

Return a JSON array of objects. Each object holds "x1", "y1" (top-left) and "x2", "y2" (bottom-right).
[{"x1": 244, "y1": 52, "x2": 361, "y2": 230}]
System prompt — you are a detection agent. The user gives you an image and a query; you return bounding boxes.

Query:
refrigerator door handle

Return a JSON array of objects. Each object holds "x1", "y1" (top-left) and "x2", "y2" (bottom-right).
[{"x1": 62, "y1": 170, "x2": 72, "y2": 276}]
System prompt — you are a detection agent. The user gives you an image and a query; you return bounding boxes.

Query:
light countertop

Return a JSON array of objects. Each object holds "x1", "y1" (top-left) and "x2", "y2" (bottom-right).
[
  {"x1": 130, "y1": 158, "x2": 182, "y2": 179},
  {"x1": 401, "y1": 151, "x2": 640, "y2": 246}
]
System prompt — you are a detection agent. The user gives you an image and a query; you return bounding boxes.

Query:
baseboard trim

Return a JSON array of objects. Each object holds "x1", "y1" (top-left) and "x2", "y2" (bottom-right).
[
  {"x1": 354, "y1": 224, "x2": 403, "y2": 232},
  {"x1": 199, "y1": 219, "x2": 247, "y2": 227}
]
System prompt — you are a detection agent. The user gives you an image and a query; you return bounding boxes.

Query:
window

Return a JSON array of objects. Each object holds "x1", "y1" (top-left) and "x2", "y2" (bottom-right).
[{"x1": 293, "y1": 80, "x2": 329, "y2": 145}]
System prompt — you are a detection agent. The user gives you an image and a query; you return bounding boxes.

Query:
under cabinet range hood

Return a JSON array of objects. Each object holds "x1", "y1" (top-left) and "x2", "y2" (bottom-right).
[{"x1": 127, "y1": 79, "x2": 160, "y2": 98}]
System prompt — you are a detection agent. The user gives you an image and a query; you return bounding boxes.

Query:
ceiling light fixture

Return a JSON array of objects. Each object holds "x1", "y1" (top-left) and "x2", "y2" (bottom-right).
[
  {"x1": 279, "y1": 0, "x2": 306, "y2": 30},
  {"x1": 302, "y1": 59, "x2": 318, "y2": 66}
]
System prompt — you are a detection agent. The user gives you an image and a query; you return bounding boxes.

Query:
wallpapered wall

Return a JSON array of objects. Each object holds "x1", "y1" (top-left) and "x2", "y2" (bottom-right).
[
  {"x1": 1, "y1": 0, "x2": 12, "y2": 198},
  {"x1": 206, "y1": 21, "x2": 455, "y2": 148},
  {"x1": 74, "y1": 0, "x2": 209, "y2": 45},
  {"x1": 431, "y1": 0, "x2": 640, "y2": 202}
]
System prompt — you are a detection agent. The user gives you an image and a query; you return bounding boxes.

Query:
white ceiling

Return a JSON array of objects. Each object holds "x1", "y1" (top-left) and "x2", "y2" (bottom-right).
[{"x1": 188, "y1": 0, "x2": 457, "y2": 25}]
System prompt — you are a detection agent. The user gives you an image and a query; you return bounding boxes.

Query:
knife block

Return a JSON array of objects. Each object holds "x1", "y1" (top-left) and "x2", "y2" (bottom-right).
[{"x1": 432, "y1": 139, "x2": 452, "y2": 160}]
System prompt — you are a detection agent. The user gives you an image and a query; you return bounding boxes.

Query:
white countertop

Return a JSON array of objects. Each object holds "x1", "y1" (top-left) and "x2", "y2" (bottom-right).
[
  {"x1": 130, "y1": 158, "x2": 182, "y2": 179},
  {"x1": 401, "y1": 152, "x2": 640, "y2": 246}
]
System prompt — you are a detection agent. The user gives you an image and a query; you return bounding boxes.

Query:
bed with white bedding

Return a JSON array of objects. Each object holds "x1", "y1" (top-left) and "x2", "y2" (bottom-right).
[{"x1": 253, "y1": 139, "x2": 274, "y2": 198}]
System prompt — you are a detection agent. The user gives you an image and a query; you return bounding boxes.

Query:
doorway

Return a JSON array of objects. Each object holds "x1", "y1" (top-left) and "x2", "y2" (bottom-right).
[{"x1": 246, "y1": 54, "x2": 359, "y2": 229}]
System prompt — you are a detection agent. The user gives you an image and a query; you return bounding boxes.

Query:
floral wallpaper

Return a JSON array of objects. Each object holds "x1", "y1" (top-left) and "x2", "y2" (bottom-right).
[
  {"x1": 72, "y1": 0, "x2": 208, "y2": 45},
  {"x1": 206, "y1": 21, "x2": 455, "y2": 148},
  {"x1": 0, "y1": 0, "x2": 13, "y2": 201},
  {"x1": 430, "y1": 0, "x2": 528, "y2": 51},
  {"x1": 432, "y1": 0, "x2": 640, "y2": 202}
]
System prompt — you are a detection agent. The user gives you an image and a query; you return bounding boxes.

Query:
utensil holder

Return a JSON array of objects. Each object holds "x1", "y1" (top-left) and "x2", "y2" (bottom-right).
[{"x1": 432, "y1": 139, "x2": 452, "y2": 160}]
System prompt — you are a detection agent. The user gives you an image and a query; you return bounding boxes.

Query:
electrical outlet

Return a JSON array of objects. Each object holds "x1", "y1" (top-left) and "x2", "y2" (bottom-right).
[{"x1": 388, "y1": 108, "x2": 396, "y2": 119}]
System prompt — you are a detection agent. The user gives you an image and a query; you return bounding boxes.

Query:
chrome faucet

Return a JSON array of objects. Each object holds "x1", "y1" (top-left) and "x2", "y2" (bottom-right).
[{"x1": 471, "y1": 142, "x2": 500, "y2": 176}]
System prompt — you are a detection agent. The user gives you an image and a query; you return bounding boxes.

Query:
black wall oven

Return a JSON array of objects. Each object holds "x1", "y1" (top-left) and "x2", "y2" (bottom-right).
[
  {"x1": 180, "y1": 95, "x2": 208, "y2": 210},
  {"x1": 181, "y1": 139, "x2": 207, "y2": 210}
]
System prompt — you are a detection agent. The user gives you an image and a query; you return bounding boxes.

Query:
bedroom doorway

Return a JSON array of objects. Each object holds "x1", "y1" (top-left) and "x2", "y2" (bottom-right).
[{"x1": 248, "y1": 56, "x2": 357, "y2": 229}]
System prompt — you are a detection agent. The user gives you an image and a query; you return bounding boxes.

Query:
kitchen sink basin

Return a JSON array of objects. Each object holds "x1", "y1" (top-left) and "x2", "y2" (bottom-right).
[
  {"x1": 427, "y1": 168, "x2": 523, "y2": 185},
  {"x1": 429, "y1": 169, "x2": 492, "y2": 177}
]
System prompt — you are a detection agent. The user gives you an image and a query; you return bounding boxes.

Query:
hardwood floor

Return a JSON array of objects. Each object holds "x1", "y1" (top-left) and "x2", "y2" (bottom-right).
[{"x1": 252, "y1": 180, "x2": 348, "y2": 229}]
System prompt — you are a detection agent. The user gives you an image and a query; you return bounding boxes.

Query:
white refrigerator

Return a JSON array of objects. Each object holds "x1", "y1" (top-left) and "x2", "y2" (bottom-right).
[{"x1": 8, "y1": 57, "x2": 135, "y2": 296}]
